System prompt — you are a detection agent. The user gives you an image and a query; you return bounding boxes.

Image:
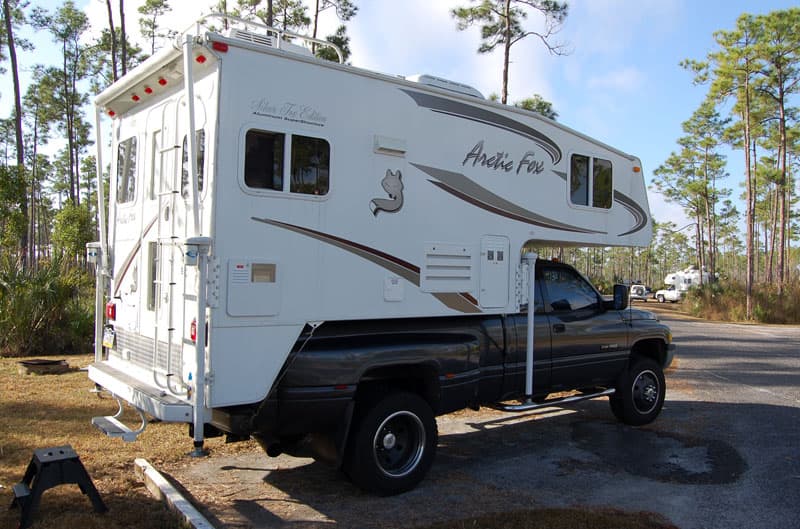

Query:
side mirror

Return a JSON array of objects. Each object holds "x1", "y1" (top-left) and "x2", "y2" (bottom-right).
[{"x1": 613, "y1": 284, "x2": 629, "y2": 310}]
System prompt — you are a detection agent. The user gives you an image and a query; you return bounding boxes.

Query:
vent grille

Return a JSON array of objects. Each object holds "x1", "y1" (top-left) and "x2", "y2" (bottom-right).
[
  {"x1": 113, "y1": 329, "x2": 183, "y2": 375},
  {"x1": 421, "y1": 244, "x2": 476, "y2": 293},
  {"x1": 229, "y1": 29, "x2": 276, "y2": 49}
]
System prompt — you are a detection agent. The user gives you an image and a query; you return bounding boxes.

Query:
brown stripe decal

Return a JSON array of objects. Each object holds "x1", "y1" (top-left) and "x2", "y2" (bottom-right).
[
  {"x1": 251, "y1": 217, "x2": 482, "y2": 314},
  {"x1": 113, "y1": 215, "x2": 158, "y2": 297}
]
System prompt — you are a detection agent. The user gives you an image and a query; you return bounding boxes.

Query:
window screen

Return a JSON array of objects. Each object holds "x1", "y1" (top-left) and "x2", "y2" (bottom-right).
[
  {"x1": 116, "y1": 137, "x2": 137, "y2": 204},
  {"x1": 570, "y1": 154, "x2": 612, "y2": 209},
  {"x1": 181, "y1": 129, "x2": 206, "y2": 199},
  {"x1": 570, "y1": 154, "x2": 589, "y2": 206},
  {"x1": 593, "y1": 158, "x2": 612, "y2": 209},
  {"x1": 290, "y1": 135, "x2": 330, "y2": 195},
  {"x1": 245, "y1": 130, "x2": 285, "y2": 190}
]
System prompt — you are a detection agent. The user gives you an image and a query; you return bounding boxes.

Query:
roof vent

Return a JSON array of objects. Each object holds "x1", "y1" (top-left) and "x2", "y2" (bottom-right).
[
  {"x1": 406, "y1": 74, "x2": 484, "y2": 99},
  {"x1": 229, "y1": 28, "x2": 275, "y2": 48}
]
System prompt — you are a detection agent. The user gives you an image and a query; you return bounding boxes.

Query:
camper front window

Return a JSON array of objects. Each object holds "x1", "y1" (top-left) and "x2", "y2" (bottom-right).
[
  {"x1": 245, "y1": 130, "x2": 285, "y2": 191},
  {"x1": 116, "y1": 137, "x2": 137, "y2": 204},
  {"x1": 569, "y1": 153, "x2": 612, "y2": 210}
]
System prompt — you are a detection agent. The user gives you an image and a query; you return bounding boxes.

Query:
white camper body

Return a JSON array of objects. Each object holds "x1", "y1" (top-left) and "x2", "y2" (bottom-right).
[
  {"x1": 88, "y1": 15, "x2": 652, "y2": 445},
  {"x1": 664, "y1": 266, "x2": 710, "y2": 292}
]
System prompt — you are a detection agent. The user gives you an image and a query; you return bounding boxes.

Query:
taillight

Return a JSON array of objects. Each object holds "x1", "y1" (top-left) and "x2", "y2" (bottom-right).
[
  {"x1": 105, "y1": 302, "x2": 116, "y2": 321},
  {"x1": 190, "y1": 318, "x2": 197, "y2": 343}
]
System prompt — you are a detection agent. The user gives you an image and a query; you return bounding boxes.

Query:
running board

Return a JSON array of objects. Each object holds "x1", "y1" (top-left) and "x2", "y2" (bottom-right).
[
  {"x1": 491, "y1": 388, "x2": 616, "y2": 413},
  {"x1": 92, "y1": 397, "x2": 147, "y2": 442}
]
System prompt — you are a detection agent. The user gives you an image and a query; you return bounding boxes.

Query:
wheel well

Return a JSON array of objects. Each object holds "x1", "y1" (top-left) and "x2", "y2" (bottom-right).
[
  {"x1": 630, "y1": 339, "x2": 666, "y2": 367},
  {"x1": 356, "y1": 364, "x2": 440, "y2": 411}
]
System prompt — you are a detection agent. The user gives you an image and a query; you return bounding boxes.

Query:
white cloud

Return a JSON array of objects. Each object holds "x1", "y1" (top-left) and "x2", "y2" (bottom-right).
[{"x1": 587, "y1": 66, "x2": 645, "y2": 91}]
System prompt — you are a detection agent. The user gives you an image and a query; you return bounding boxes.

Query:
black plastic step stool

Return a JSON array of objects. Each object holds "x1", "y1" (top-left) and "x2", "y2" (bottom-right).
[{"x1": 9, "y1": 445, "x2": 107, "y2": 529}]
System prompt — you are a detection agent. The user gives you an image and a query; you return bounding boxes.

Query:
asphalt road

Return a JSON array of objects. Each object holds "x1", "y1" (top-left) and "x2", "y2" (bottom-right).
[{"x1": 172, "y1": 310, "x2": 800, "y2": 529}]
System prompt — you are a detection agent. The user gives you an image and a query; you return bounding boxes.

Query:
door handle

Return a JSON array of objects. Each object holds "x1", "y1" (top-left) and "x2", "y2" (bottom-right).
[{"x1": 553, "y1": 323, "x2": 566, "y2": 333}]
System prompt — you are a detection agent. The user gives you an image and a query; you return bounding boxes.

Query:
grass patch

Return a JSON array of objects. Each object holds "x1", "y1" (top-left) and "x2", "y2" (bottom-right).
[
  {"x1": 0, "y1": 354, "x2": 257, "y2": 529},
  {"x1": 417, "y1": 508, "x2": 678, "y2": 529},
  {"x1": 684, "y1": 280, "x2": 800, "y2": 323}
]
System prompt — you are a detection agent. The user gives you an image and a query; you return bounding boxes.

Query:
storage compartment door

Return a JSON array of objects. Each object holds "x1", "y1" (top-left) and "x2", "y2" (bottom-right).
[{"x1": 479, "y1": 236, "x2": 509, "y2": 308}]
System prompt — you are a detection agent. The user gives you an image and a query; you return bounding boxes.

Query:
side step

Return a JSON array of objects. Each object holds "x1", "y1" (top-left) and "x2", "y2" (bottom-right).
[
  {"x1": 491, "y1": 388, "x2": 615, "y2": 413},
  {"x1": 92, "y1": 397, "x2": 147, "y2": 442}
]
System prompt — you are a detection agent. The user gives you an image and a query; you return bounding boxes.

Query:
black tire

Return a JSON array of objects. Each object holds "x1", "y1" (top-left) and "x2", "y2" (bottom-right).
[
  {"x1": 344, "y1": 391, "x2": 437, "y2": 495},
  {"x1": 657, "y1": 294, "x2": 665, "y2": 303},
  {"x1": 609, "y1": 357, "x2": 665, "y2": 426}
]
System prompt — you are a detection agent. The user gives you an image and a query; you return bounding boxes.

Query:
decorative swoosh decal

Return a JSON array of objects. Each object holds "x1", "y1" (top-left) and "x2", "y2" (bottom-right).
[
  {"x1": 401, "y1": 90, "x2": 563, "y2": 165},
  {"x1": 251, "y1": 217, "x2": 482, "y2": 314},
  {"x1": 614, "y1": 191, "x2": 649, "y2": 236},
  {"x1": 113, "y1": 215, "x2": 158, "y2": 296},
  {"x1": 411, "y1": 163, "x2": 605, "y2": 234}
]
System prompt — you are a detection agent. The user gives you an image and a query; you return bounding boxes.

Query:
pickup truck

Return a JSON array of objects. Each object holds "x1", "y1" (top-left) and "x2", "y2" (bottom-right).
[
  {"x1": 655, "y1": 285, "x2": 682, "y2": 303},
  {"x1": 211, "y1": 259, "x2": 675, "y2": 494}
]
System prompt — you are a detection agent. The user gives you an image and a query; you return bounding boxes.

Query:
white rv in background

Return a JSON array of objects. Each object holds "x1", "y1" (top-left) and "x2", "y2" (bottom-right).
[{"x1": 86, "y1": 15, "x2": 671, "y2": 494}]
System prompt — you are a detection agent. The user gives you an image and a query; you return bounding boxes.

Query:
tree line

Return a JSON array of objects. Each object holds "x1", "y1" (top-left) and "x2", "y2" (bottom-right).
[{"x1": 0, "y1": 1, "x2": 798, "y2": 326}]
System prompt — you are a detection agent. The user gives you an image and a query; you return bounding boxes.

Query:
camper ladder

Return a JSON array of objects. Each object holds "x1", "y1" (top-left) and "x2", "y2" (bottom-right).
[{"x1": 151, "y1": 101, "x2": 186, "y2": 396}]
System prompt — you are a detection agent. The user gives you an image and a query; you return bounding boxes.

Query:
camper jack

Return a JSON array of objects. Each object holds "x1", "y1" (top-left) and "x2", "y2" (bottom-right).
[{"x1": 88, "y1": 14, "x2": 674, "y2": 494}]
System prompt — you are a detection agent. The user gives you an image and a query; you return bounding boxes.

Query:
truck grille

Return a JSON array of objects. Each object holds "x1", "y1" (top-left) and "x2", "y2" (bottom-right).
[{"x1": 113, "y1": 329, "x2": 183, "y2": 375}]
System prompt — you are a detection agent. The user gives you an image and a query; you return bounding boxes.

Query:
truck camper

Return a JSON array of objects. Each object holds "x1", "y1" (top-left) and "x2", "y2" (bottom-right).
[{"x1": 88, "y1": 14, "x2": 674, "y2": 494}]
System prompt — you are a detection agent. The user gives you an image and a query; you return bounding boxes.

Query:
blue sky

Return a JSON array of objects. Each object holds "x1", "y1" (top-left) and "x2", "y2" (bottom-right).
[{"x1": 4, "y1": 0, "x2": 798, "y2": 229}]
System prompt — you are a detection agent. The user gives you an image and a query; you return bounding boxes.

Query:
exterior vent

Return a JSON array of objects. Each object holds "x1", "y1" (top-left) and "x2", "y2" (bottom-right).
[
  {"x1": 406, "y1": 74, "x2": 484, "y2": 99},
  {"x1": 421, "y1": 243, "x2": 476, "y2": 293},
  {"x1": 229, "y1": 28, "x2": 276, "y2": 48}
]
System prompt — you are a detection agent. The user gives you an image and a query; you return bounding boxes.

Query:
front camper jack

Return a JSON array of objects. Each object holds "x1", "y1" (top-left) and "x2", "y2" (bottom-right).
[{"x1": 87, "y1": 14, "x2": 673, "y2": 493}]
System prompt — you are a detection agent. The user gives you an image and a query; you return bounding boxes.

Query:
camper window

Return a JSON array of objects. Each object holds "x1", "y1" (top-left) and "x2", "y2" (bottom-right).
[
  {"x1": 116, "y1": 137, "x2": 138, "y2": 204},
  {"x1": 290, "y1": 135, "x2": 330, "y2": 196},
  {"x1": 245, "y1": 130, "x2": 285, "y2": 190},
  {"x1": 181, "y1": 129, "x2": 206, "y2": 199},
  {"x1": 569, "y1": 154, "x2": 612, "y2": 210}
]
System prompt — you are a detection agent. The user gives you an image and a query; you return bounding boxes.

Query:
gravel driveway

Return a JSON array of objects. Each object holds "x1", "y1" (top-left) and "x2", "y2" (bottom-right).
[{"x1": 169, "y1": 310, "x2": 800, "y2": 529}]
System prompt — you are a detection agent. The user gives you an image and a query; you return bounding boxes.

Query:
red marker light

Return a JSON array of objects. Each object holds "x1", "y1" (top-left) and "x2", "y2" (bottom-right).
[
  {"x1": 211, "y1": 41, "x2": 229, "y2": 53},
  {"x1": 190, "y1": 318, "x2": 197, "y2": 343},
  {"x1": 144, "y1": 86, "x2": 153, "y2": 94},
  {"x1": 132, "y1": 94, "x2": 140, "y2": 101},
  {"x1": 196, "y1": 54, "x2": 207, "y2": 64},
  {"x1": 107, "y1": 110, "x2": 116, "y2": 117},
  {"x1": 158, "y1": 78, "x2": 167, "y2": 86},
  {"x1": 105, "y1": 302, "x2": 116, "y2": 320}
]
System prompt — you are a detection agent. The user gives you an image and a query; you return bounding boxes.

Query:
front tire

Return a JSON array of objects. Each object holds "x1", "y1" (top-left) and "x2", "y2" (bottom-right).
[
  {"x1": 657, "y1": 294, "x2": 665, "y2": 303},
  {"x1": 344, "y1": 391, "x2": 437, "y2": 495},
  {"x1": 610, "y1": 357, "x2": 665, "y2": 426}
]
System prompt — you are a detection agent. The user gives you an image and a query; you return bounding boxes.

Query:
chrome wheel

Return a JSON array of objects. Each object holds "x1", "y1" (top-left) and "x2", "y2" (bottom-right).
[
  {"x1": 631, "y1": 369, "x2": 660, "y2": 415},
  {"x1": 372, "y1": 410, "x2": 426, "y2": 478}
]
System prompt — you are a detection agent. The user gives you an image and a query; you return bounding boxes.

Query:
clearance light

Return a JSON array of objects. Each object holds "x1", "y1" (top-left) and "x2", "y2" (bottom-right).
[
  {"x1": 158, "y1": 77, "x2": 167, "y2": 86},
  {"x1": 633, "y1": 166, "x2": 641, "y2": 173},
  {"x1": 190, "y1": 318, "x2": 197, "y2": 343},
  {"x1": 211, "y1": 41, "x2": 229, "y2": 53},
  {"x1": 105, "y1": 302, "x2": 116, "y2": 320},
  {"x1": 195, "y1": 54, "x2": 207, "y2": 64},
  {"x1": 144, "y1": 86, "x2": 153, "y2": 94},
  {"x1": 131, "y1": 94, "x2": 140, "y2": 101},
  {"x1": 107, "y1": 110, "x2": 115, "y2": 117}
]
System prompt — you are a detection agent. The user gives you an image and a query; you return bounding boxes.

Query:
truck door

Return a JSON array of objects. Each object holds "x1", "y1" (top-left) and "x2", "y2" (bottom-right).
[
  {"x1": 539, "y1": 264, "x2": 628, "y2": 391},
  {"x1": 503, "y1": 284, "x2": 552, "y2": 399}
]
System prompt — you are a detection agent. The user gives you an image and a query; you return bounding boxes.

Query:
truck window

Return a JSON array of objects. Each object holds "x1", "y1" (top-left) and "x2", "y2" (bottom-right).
[
  {"x1": 570, "y1": 154, "x2": 612, "y2": 209},
  {"x1": 541, "y1": 267, "x2": 600, "y2": 312},
  {"x1": 290, "y1": 135, "x2": 329, "y2": 195},
  {"x1": 116, "y1": 136, "x2": 137, "y2": 204},
  {"x1": 245, "y1": 130, "x2": 285, "y2": 190},
  {"x1": 181, "y1": 129, "x2": 206, "y2": 199}
]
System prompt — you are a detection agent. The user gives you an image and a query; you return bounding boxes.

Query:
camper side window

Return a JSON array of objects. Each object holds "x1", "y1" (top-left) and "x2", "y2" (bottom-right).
[
  {"x1": 569, "y1": 154, "x2": 612, "y2": 210},
  {"x1": 181, "y1": 129, "x2": 206, "y2": 199},
  {"x1": 245, "y1": 130, "x2": 285, "y2": 190},
  {"x1": 290, "y1": 135, "x2": 330, "y2": 196},
  {"x1": 116, "y1": 137, "x2": 137, "y2": 204}
]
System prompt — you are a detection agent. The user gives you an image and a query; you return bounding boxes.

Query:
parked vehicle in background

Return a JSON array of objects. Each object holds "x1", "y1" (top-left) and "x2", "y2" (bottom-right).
[
  {"x1": 629, "y1": 284, "x2": 651, "y2": 302},
  {"x1": 655, "y1": 285, "x2": 682, "y2": 303}
]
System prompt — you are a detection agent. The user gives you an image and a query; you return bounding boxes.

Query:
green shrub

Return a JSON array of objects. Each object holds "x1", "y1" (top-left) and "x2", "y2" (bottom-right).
[
  {"x1": 683, "y1": 279, "x2": 800, "y2": 323},
  {"x1": 0, "y1": 256, "x2": 94, "y2": 357}
]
